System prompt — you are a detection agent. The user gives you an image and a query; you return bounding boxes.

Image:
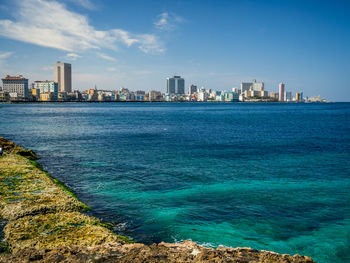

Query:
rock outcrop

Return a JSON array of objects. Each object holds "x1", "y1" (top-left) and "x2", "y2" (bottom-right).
[{"x1": 0, "y1": 138, "x2": 315, "y2": 262}]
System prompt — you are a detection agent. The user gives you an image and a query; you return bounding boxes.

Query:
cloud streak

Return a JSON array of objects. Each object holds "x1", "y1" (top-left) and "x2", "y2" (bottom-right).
[
  {"x1": 154, "y1": 12, "x2": 184, "y2": 31},
  {"x1": 0, "y1": 0, "x2": 164, "y2": 54},
  {"x1": 98, "y1": 53, "x2": 116, "y2": 62},
  {"x1": 0, "y1": 52, "x2": 13, "y2": 60},
  {"x1": 65, "y1": 53, "x2": 82, "y2": 60}
]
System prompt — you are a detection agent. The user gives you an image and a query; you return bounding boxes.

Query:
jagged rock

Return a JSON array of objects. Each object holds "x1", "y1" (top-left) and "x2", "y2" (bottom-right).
[{"x1": 0, "y1": 242, "x2": 315, "y2": 262}]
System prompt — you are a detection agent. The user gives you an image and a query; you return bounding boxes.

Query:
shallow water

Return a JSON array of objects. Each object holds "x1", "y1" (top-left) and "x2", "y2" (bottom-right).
[{"x1": 1, "y1": 102, "x2": 349, "y2": 262}]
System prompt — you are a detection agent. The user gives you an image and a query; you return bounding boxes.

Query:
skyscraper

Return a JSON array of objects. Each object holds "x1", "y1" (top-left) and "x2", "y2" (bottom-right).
[
  {"x1": 54, "y1": 62, "x2": 72, "y2": 93},
  {"x1": 189, "y1": 84, "x2": 197, "y2": 95},
  {"x1": 166, "y1": 76, "x2": 185, "y2": 94},
  {"x1": 279, "y1": 83, "x2": 285, "y2": 101}
]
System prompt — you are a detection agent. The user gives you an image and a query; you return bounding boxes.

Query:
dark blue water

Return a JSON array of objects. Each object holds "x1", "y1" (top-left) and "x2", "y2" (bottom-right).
[{"x1": 1, "y1": 102, "x2": 349, "y2": 262}]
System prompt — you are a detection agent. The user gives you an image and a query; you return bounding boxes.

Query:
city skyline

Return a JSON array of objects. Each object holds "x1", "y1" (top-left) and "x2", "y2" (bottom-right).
[{"x1": 0, "y1": 0, "x2": 349, "y2": 101}]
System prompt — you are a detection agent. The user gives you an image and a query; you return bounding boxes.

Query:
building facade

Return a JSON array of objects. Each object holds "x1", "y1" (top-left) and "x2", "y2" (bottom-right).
[
  {"x1": 1, "y1": 75, "x2": 29, "y2": 100},
  {"x1": 240, "y1": 79, "x2": 264, "y2": 97},
  {"x1": 34, "y1": 81, "x2": 58, "y2": 101},
  {"x1": 279, "y1": 83, "x2": 285, "y2": 101},
  {"x1": 54, "y1": 62, "x2": 72, "y2": 93},
  {"x1": 296, "y1": 92, "x2": 303, "y2": 102},
  {"x1": 286, "y1": 91, "x2": 292, "y2": 102},
  {"x1": 149, "y1": 90, "x2": 162, "y2": 101},
  {"x1": 188, "y1": 84, "x2": 197, "y2": 95},
  {"x1": 167, "y1": 75, "x2": 185, "y2": 94}
]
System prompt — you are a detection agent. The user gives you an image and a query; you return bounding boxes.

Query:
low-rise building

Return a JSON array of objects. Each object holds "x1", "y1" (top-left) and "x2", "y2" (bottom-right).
[
  {"x1": 270, "y1": 92, "x2": 278, "y2": 100},
  {"x1": 149, "y1": 90, "x2": 162, "y2": 101},
  {"x1": 0, "y1": 91, "x2": 10, "y2": 101},
  {"x1": 40, "y1": 92, "x2": 55, "y2": 101},
  {"x1": 285, "y1": 92, "x2": 292, "y2": 101},
  {"x1": 1, "y1": 75, "x2": 29, "y2": 100},
  {"x1": 34, "y1": 81, "x2": 58, "y2": 101}
]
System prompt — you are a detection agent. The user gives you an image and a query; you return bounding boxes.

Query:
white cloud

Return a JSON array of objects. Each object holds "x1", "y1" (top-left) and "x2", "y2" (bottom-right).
[
  {"x1": 65, "y1": 53, "x2": 82, "y2": 60},
  {"x1": 98, "y1": 53, "x2": 116, "y2": 62},
  {"x1": 107, "y1": 67, "x2": 117, "y2": 72},
  {"x1": 0, "y1": 51, "x2": 14, "y2": 59},
  {"x1": 0, "y1": 0, "x2": 164, "y2": 54},
  {"x1": 154, "y1": 12, "x2": 184, "y2": 31}
]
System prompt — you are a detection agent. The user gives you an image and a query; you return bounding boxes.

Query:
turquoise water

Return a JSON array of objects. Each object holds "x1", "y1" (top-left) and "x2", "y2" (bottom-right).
[{"x1": 0, "y1": 102, "x2": 349, "y2": 262}]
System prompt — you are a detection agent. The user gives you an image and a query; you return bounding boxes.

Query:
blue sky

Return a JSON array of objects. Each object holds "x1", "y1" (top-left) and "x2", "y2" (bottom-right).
[{"x1": 0, "y1": 0, "x2": 349, "y2": 101}]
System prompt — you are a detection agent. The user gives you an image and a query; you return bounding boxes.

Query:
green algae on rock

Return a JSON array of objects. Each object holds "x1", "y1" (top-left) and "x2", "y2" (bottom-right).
[
  {"x1": 4, "y1": 212, "x2": 128, "y2": 254},
  {"x1": 0, "y1": 153, "x2": 87, "y2": 221}
]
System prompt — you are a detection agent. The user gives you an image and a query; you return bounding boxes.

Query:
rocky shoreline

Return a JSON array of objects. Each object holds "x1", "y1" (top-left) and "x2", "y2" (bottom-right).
[{"x1": 0, "y1": 137, "x2": 315, "y2": 262}]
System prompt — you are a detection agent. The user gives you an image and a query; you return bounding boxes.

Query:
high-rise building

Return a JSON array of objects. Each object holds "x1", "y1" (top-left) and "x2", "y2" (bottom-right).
[
  {"x1": 166, "y1": 75, "x2": 185, "y2": 94},
  {"x1": 1, "y1": 75, "x2": 29, "y2": 100},
  {"x1": 296, "y1": 92, "x2": 303, "y2": 102},
  {"x1": 54, "y1": 62, "x2": 72, "y2": 92},
  {"x1": 279, "y1": 83, "x2": 285, "y2": 101},
  {"x1": 188, "y1": 84, "x2": 197, "y2": 95}
]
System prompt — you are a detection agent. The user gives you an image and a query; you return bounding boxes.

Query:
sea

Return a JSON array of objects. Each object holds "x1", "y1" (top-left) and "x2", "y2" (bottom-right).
[{"x1": 0, "y1": 102, "x2": 349, "y2": 263}]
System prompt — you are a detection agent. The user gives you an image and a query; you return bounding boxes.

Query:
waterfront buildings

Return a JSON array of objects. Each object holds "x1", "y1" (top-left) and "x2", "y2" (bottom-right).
[
  {"x1": 54, "y1": 62, "x2": 72, "y2": 93},
  {"x1": 149, "y1": 90, "x2": 162, "y2": 101},
  {"x1": 40, "y1": 92, "x2": 56, "y2": 101},
  {"x1": 279, "y1": 83, "x2": 285, "y2": 101},
  {"x1": 87, "y1": 88, "x2": 98, "y2": 101},
  {"x1": 166, "y1": 75, "x2": 185, "y2": 94},
  {"x1": 34, "y1": 81, "x2": 58, "y2": 101},
  {"x1": 286, "y1": 91, "x2": 292, "y2": 102},
  {"x1": 188, "y1": 84, "x2": 197, "y2": 95},
  {"x1": 135, "y1": 90, "x2": 146, "y2": 101},
  {"x1": 197, "y1": 87, "x2": 207, "y2": 101},
  {"x1": 240, "y1": 79, "x2": 265, "y2": 99},
  {"x1": 0, "y1": 67, "x2": 316, "y2": 103},
  {"x1": 241, "y1": 79, "x2": 264, "y2": 93},
  {"x1": 0, "y1": 91, "x2": 10, "y2": 101},
  {"x1": 296, "y1": 92, "x2": 303, "y2": 102},
  {"x1": 1, "y1": 75, "x2": 29, "y2": 100}
]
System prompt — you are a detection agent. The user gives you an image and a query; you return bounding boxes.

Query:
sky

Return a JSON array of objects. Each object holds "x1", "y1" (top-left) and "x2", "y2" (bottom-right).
[{"x1": 0, "y1": 0, "x2": 349, "y2": 101}]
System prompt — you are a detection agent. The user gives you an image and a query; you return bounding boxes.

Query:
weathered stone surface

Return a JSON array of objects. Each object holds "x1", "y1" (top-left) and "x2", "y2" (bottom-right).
[
  {"x1": 0, "y1": 154, "x2": 86, "y2": 221},
  {"x1": 0, "y1": 137, "x2": 37, "y2": 160},
  {"x1": 0, "y1": 241, "x2": 315, "y2": 262},
  {"x1": 4, "y1": 212, "x2": 128, "y2": 254}
]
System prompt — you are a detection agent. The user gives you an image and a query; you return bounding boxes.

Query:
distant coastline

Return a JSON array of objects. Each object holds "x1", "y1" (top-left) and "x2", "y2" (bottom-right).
[{"x1": 0, "y1": 100, "x2": 329, "y2": 104}]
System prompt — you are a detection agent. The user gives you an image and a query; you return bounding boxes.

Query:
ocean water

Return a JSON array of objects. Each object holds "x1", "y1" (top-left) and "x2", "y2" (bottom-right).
[{"x1": 0, "y1": 102, "x2": 349, "y2": 262}]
